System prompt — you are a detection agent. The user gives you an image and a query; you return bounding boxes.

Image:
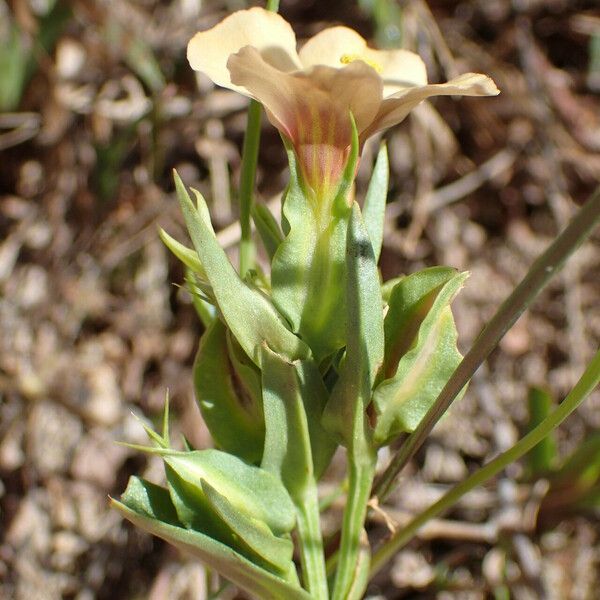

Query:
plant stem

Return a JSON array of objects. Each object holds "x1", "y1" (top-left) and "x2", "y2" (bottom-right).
[
  {"x1": 238, "y1": 99, "x2": 261, "y2": 277},
  {"x1": 370, "y1": 347, "x2": 600, "y2": 578},
  {"x1": 373, "y1": 187, "x2": 600, "y2": 502},
  {"x1": 237, "y1": 0, "x2": 279, "y2": 276},
  {"x1": 295, "y1": 484, "x2": 329, "y2": 600},
  {"x1": 332, "y1": 450, "x2": 376, "y2": 600}
]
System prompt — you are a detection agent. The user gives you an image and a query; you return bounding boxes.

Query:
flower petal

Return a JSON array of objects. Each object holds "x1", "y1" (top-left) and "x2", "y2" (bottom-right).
[
  {"x1": 228, "y1": 46, "x2": 382, "y2": 194},
  {"x1": 299, "y1": 62, "x2": 383, "y2": 134},
  {"x1": 371, "y1": 49, "x2": 427, "y2": 95},
  {"x1": 361, "y1": 73, "x2": 500, "y2": 140},
  {"x1": 299, "y1": 27, "x2": 427, "y2": 96},
  {"x1": 299, "y1": 26, "x2": 369, "y2": 69},
  {"x1": 187, "y1": 7, "x2": 300, "y2": 93}
]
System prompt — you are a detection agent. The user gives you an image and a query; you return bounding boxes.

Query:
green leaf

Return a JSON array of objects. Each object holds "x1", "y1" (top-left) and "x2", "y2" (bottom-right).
[
  {"x1": 252, "y1": 203, "x2": 284, "y2": 261},
  {"x1": 379, "y1": 267, "x2": 460, "y2": 381},
  {"x1": 113, "y1": 478, "x2": 310, "y2": 600},
  {"x1": 119, "y1": 476, "x2": 181, "y2": 525},
  {"x1": 261, "y1": 347, "x2": 312, "y2": 497},
  {"x1": 260, "y1": 346, "x2": 331, "y2": 597},
  {"x1": 161, "y1": 449, "x2": 296, "y2": 536},
  {"x1": 373, "y1": 269, "x2": 468, "y2": 444},
  {"x1": 362, "y1": 144, "x2": 389, "y2": 263},
  {"x1": 322, "y1": 202, "x2": 384, "y2": 447},
  {"x1": 165, "y1": 461, "x2": 296, "y2": 577},
  {"x1": 193, "y1": 319, "x2": 264, "y2": 464},
  {"x1": 526, "y1": 386, "x2": 558, "y2": 475},
  {"x1": 381, "y1": 275, "x2": 404, "y2": 303},
  {"x1": 159, "y1": 227, "x2": 206, "y2": 277},
  {"x1": 202, "y1": 479, "x2": 295, "y2": 576},
  {"x1": 270, "y1": 120, "x2": 359, "y2": 360},
  {"x1": 261, "y1": 346, "x2": 336, "y2": 486},
  {"x1": 174, "y1": 170, "x2": 310, "y2": 366}
]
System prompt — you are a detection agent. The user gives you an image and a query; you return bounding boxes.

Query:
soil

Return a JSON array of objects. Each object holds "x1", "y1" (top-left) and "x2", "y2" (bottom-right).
[{"x1": 1, "y1": 0, "x2": 598, "y2": 598}]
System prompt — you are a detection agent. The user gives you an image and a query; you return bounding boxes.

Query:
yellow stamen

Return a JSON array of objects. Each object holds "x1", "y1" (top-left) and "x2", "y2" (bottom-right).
[{"x1": 340, "y1": 53, "x2": 382, "y2": 73}]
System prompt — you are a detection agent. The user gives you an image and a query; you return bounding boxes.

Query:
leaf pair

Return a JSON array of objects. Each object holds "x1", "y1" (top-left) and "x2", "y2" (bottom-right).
[{"x1": 113, "y1": 448, "x2": 306, "y2": 598}]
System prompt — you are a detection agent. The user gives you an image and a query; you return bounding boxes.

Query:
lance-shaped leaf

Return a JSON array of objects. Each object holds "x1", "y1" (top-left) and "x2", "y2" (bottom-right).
[
  {"x1": 163, "y1": 466, "x2": 296, "y2": 575},
  {"x1": 261, "y1": 346, "x2": 335, "y2": 497},
  {"x1": 200, "y1": 480, "x2": 295, "y2": 576},
  {"x1": 161, "y1": 449, "x2": 296, "y2": 537},
  {"x1": 373, "y1": 269, "x2": 468, "y2": 445},
  {"x1": 112, "y1": 477, "x2": 310, "y2": 600},
  {"x1": 159, "y1": 227, "x2": 206, "y2": 276},
  {"x1": 323, "y1": 203, "x2": 383, "y2": 600},
  {"x1": 194, "y1": 319, "x2": 264, "y2": 464},
  {"x1": 270, "y1": 120, "x2": 359, "y2": 360},
  {"x1": 378, "y1": 267, "x2": 462, "y2": 381},
  {"x1": 322, "y1": 202, "x2": 384, "y2": 447},
  {"x1": 174, "y1": 171, "x2": 309, "y2": 366},
  {"x1": 361, "y1": 143, "x2": 389, "y2": 263}
]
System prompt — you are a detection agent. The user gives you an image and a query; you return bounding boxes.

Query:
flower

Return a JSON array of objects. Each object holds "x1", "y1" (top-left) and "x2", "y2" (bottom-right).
[{"x1": 187, "y1": 7, "x2": 499, "y2": 196}]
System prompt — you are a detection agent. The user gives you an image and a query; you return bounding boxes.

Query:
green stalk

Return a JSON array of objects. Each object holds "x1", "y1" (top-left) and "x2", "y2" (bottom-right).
[
  {"x1": 295, "y1": 484, "x2": 329, "y2": 600},
  {"x1": 370, "y1": 348, "x2": 600, "y2": 577},
  {"x1": 332, "y1": 448, "x2": 376, "y2": 600},
  {"x1": 238, "y1": 99, "x2": 261, "y2": 277},
  {"x1": 373, "y1": 187, "x2": 600, "y2": 501},
  {"x1": 237, "y1": 0, "x2": 279, "y2": 276}
]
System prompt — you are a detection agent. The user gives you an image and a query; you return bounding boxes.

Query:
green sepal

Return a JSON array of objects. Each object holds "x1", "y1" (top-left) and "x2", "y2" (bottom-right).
[
  {"x1": 270, "y1": 118, "x2": 359, "y2": 360},
  {"x1": 373, "y1": 268, "x2": 468, "y2": 444},
  {"x1": 261, "y1": 346, "x2": 335, "y2": 498},
  {"x1": 322, "y1": 202, "x2": 384, "y2": 448},
  {"x1": 193, "y1": 319, "x2": 264, "y2": 463},
  {"x1": 252, "y1": 203, "x2": 284, "y2": 261},
  {"x1": 173, "y1": 170, "x2": 310, "y2": 367},
  {"x1": 112, "y1": 477, "x2": 310, "y2": 600},
  {"x1": 160, "y1": 449, "x2": 296, "y2": 536},
  {"x1": 362, "y1": 143, "x2": 389, "y2": 263}
]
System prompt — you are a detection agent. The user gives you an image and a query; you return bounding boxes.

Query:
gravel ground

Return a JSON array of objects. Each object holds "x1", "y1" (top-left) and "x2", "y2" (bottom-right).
[{"x1": 1, "y1": 0, "x2": 599, "y2": 598}]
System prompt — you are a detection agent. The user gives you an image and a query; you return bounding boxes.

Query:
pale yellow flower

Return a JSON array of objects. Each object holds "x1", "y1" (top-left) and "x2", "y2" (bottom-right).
[{"x1": 188, "y1": 7, "x2": 499, "y2": 195}]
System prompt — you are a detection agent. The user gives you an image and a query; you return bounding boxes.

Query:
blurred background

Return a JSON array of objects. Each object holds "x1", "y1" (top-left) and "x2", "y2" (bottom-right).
[{"x1": 0, "y1": 0, "x2": 599, "y2": 598}]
